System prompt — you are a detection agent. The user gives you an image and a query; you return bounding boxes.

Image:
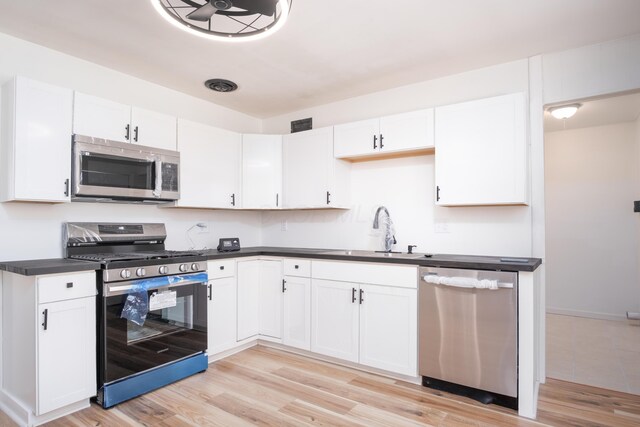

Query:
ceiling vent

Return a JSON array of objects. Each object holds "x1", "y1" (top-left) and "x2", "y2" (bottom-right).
[{"x1": 204, "y1": 79, "x2": 238, "y2": 92}]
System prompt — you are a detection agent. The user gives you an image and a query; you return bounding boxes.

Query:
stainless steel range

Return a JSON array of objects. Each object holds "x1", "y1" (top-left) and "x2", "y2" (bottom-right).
[{"x1": 64, "y1": 222, "x2": 209, "y2": 408}]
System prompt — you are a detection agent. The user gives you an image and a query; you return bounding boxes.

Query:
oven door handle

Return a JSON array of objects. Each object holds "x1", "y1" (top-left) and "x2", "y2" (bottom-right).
[{"x1": 106, "y1": 273, "x2": 208, "y2": 297}]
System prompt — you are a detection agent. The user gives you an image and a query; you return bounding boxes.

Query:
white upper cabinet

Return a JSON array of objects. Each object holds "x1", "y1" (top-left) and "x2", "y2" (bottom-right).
[
  {"x1": 176, "y1": 119, "x2": 242, "y2": 209},
  {"x1": 130, "y1": 107, "x2": 177, "y2": 150},
  {"x1": 242, "y1": 134, "x2": 282, "y2": 209},
  {"x1": 1, "y1": 76, "x2": 73, "y2": 203},
  {"x1": 73, "y1": 92, "x2": 131, "y2": 143},
  {"x1": 73, "y1": 93, "x2": 177, "y2": 150},
  {"x1": 334, "y1": 109, "x2": 434, "y2": 159},
  {"x1": 435, "y1": 93, "x2": 527, "y2": 206},
  {"x1": 282, "y1": 127, "x2": 350, "y2": 208}
]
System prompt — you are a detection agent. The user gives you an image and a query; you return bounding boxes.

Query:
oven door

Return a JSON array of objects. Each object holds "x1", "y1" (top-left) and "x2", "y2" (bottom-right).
[
  {"x1": 100, "y1": 273, "x2": 207, "y2": 385},
  {"x1": 73, "y1": 135, "x2": 180, "y2": 201}
]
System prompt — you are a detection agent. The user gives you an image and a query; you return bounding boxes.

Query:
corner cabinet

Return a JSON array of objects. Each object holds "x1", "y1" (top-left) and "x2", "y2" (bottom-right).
[
  {"x1": 1, "y1": 76, "x2": 73, "y2": 203},
  {"x1": 434, "y1": 93, "x2": 528, "y2": 206},
  {"x1": 282, "y1": 127, "x2": 351, "y2": 208},
  {"x1": 176, "y1": 119, "x2": 242, "y2": 209},
  {"x1": 1, "y1": 271, "x2": 96, "y2": 426},
  {"x1": 242, "y1": 134, "x2": 282, "y2": 209},
  {"x1": 334, "y1": 109, "x2": 434, "y2": 159}
]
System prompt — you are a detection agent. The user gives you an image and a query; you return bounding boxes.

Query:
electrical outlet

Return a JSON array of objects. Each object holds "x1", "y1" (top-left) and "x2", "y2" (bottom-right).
[
  {"x1": 435, "y1": 222, "x2": 450, "y2": 233},
  {"x1": 281, "y1": 220, "x2": 288, "y2": 231}
]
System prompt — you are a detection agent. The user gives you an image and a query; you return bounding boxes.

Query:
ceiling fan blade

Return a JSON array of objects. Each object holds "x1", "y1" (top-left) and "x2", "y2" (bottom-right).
[
  {"x1": 231, "y1": 0, "x2": 278, "y2": 16},
  {"x1": 186, "y1": 2, "x2": 218, "y2": 21}
]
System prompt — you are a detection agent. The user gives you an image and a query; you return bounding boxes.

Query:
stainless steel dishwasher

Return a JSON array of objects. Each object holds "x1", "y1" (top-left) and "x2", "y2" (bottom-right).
[{"x1": 418, "y1": 266, "x2": 518, "y2": 409}]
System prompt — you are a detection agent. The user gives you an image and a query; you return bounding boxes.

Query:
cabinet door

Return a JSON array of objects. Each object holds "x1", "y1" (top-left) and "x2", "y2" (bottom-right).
[
  {"x1": 209, "y1": 126, "x2": 242, "y2": 208},
  {"x1": 237, "y1": 260, "x2": 260, "y2": 340},
  {"x1": 333, "y1": 118, "x2": 379, "y2": 158},
  {"x1": 311, "y1": 279, "x2": 359, "y2": 362},
  {"x1": 379, "y1": 109, "x2": 434, "y2": 153},
  {"x1": 208, "y1": 277, "x2": 237, "y2": 355},
  {"x1": 242, "y1": 134, "x2": 282, "y2": 209},
  {"x1": 359, "y1": 284, "x2": 417, "y2": 376},
  {"x1": 130, "y1": 107, "x2": 177, "y2": 151},
  {"x1": 177, "y1": 119, "x2": 240, "y2": 208},
  {"x1": 435, "y1": 93, "x2": 527, "y2": 206},
  {"x1": 73, "y1": 92, "x2": 131, "y2": 143},
  {"x1": 37, "y1": 297, "x2": 96, "y2": 415},
  {"x1": 282, "y1": 127, "x2": 332, "y2": 208},
  {"x1": 283, "y1": 276, "x2": 311, "y2": 350},
  {"x1": 259, "y1": 260, "x2": 283, "y2": 339},
  {"x1": 9, "y1": 77, "x2": 73, "y2": 202}
]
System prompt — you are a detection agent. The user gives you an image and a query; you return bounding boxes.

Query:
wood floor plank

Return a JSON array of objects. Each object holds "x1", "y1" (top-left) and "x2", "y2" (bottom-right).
[
  {"x1": 3, "y1": 345, "x2": 638, "y2": 427},
  {"x1": 215, "y1": 359, "x2": 358, "y2": 415},
  {"x1": 279, "y1": 399, "x2": 366, "y2": 427}
]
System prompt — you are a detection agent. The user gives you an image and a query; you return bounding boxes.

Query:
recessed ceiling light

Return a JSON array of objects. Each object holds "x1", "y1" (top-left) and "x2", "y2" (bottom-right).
[
  {"x1": 205, "y1": 79, "x2": 238, "y2": 92},
  {"x1": 150, "y1": 0, "x2": 292, "y2": 43},
  {"x1": 549, "y1": 103, "x2": 581, "y2": 120}
]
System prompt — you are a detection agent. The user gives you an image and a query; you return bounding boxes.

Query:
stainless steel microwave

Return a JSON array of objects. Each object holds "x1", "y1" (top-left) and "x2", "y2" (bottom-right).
[{"x1": 72, "y1": 134, "x2": 180, "y2": 203}]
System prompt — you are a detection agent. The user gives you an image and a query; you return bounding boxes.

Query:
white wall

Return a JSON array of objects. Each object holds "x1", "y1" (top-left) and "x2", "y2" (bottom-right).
[
  {"x1": 545, "y1": 122, "x2": 640, "y2": 319},
  {"x1": 0, "y1": 32, "x2": 263, "y2": 261},
  {"x1": 261, "y1": 60, "x2": 533, "y2": 257}
]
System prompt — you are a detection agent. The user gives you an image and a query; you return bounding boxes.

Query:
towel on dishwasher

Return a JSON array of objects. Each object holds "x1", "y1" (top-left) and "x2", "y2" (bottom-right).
[{"x1": 424, "y1": 275, "x2": 499, "y2": 290}]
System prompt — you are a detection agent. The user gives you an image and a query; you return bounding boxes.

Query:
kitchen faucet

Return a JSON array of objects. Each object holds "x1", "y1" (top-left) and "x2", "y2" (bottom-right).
[{"x1": 373, "y1": 206, "x2": 397, "y2": 252}]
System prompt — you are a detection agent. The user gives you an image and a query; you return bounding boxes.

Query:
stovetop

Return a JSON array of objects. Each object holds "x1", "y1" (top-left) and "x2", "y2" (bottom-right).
[{"x1": 69, "y1": 250, "x2": 205, "y2": 263}]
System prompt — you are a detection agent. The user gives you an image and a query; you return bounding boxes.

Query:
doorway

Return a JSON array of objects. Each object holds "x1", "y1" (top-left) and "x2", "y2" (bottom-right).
[{"x1": 544, "y1": 92, "x2": 640, "y2": 394}]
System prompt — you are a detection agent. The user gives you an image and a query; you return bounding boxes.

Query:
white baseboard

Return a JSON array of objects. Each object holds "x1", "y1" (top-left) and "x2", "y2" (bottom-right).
[
  {"x1": 546, "y1": 307, "x2": 628, "y2": 321},
  {"x1": 0, "y1": 389, "x2": 90, "y2": 427}
]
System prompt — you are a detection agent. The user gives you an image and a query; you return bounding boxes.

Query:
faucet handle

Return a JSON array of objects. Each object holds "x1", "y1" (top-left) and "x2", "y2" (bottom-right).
[{"x1": 408, "y1": 245, "x2": 417, "y2": 254}]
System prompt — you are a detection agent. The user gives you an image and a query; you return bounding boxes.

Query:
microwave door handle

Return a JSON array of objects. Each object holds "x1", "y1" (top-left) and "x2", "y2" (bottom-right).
[{"x1": 153, "y1": 160, "x2": 162, "y2": 198}]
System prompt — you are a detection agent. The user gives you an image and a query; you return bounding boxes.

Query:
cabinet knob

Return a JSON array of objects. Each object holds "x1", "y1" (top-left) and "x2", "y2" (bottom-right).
[
  {"x1": 294, "y1": 265, "x2": 299, "y2": 269},
  {"x1": 66, "y1": 282, "x2": 73, "y2": 288},
  {"x1": 219, "y1": 266, "x2": 224, "y2": 270}
]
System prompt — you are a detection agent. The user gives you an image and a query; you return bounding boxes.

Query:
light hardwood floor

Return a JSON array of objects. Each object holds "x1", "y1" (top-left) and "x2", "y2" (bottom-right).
[{"x1": 1, "y1": 345, "x2": 638, "y2": 426}]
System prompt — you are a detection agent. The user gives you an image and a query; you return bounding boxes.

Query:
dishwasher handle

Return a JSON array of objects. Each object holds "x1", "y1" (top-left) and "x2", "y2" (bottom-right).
[{"x1": 422, "y1": 274, "x2": 513, "y2": 289}]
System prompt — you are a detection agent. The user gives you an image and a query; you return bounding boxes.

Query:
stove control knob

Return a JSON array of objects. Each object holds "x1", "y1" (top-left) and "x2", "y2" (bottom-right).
[
  {"x1": 179, "y1": 264, "x2": 188, "y2": 272},
  {"x1": 136, "y1": 268, "x2": 146, "y2": 277},
  {"x1": 158, "y1": 266, "x2": 169, "y2": 275},
  {"x1": 120, "y1": 269, "x2": 131, "y2": 279},
  {"x1": 191, "y1": 263, "x2": 200, "y2": 271}
]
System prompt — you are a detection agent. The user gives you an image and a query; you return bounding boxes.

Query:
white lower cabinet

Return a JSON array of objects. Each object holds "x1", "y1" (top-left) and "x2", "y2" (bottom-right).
[
  {"x1": 38, "y1": 297, "x2": 96, "y2": 415},
  {"x1": 358, "y1": 284, "x2": 417, "y2": 376},
  {"x1": 207, "y1": 276, "x2": 237, "y2": 355},
  {"x1": 237, "y1": 259, "x2": 283, "y2": 341},
  {"x1": 1, "y1": 271, "x2": 96, "y2": 425},
  {"x1": 282, "y1": 276, "x2": 311, "y2": 350},
  {"x1": 259, "y1": 260, "x2": 283, "y2": 339},
  {"x1": 236, "y1": 260, "x2": 261, "y2": 341},
  {"x1": 311, "y1": 261, "x2": 418, "y2": 376},
  {"x1": 311, "y1": 279, "x2": 359, "y2": 363}
]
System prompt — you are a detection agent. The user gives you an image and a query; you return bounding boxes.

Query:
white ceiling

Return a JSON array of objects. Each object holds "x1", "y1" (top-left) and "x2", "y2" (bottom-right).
[
  {"x1": 1, "y1": 1, "x2": 640, "y2": 118},
  {"x1": 544, "y1": 92, "x2": 640, "y2": 132}
]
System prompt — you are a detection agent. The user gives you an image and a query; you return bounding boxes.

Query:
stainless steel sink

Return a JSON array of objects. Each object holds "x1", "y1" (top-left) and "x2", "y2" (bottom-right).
[{"x1": 320, "y1": 250, "x2": 426, "y2": 259}]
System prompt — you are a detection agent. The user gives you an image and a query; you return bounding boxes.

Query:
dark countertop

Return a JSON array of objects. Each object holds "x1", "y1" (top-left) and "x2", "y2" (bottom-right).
[
  {"x1": 0, "y1": 259, "x2": 102, "y2": 276},
  {"x1": 0, "y1": 246, "x2": 541, "y2": 276},
  {"x1": 201, "y1": 246, "x2": 542, "y2": 272}
]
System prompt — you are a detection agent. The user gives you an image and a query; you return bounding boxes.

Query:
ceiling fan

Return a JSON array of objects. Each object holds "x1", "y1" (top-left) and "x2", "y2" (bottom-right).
[
  {"x1": 187, "y1": 0, "x2": 278, "y2": 21},
  {"x1": 151, "y1": 0, "x2": 291, "y2": 42}
]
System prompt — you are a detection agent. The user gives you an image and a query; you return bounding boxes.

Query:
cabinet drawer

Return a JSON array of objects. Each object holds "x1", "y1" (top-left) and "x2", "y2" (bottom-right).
[
  {"x1": 207, "y1": 259, "x2": 236, "y2": 279},
  {"x1": 283, "y1": 259, "x2": 311, "y2": 277},
  {"x1": 38, "y1": 272, "x2": 96, "y2": 304},
  {"x1": 312, "y1": 261, "x2": 417, "y2": 289}
]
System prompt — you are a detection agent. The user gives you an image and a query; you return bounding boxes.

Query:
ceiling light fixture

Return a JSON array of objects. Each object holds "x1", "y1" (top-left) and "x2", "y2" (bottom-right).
[
  {"x1": 549, "y1": 103, "x2": 581, "y2": 120},
  {"x1": 150, "y1": 0, "x2": 291, "y2": 43}
]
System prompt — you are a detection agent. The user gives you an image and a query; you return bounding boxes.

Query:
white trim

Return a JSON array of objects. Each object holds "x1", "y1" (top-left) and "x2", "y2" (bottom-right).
[
  {"x1": 546, "y1": 307, "x2": 629, "y2": 322},
  {"x1": 0, "y1": 388, "x2": 90, "y2": 427}
]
